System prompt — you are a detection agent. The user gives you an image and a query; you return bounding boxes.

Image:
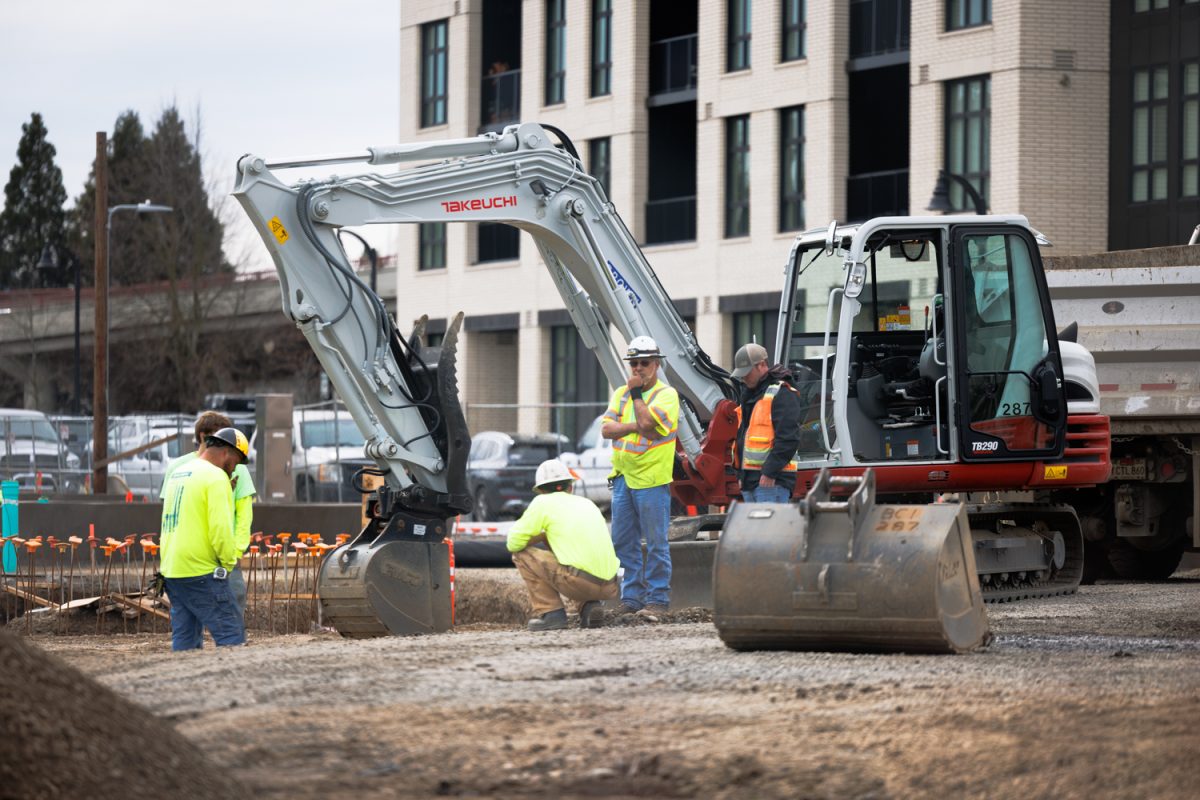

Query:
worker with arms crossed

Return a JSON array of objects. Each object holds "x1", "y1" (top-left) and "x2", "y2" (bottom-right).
[
  {"x1": 602, "y1": 336, "x2": 680, "y2": 618},
  {"x1": 159, "y1": 427, "x2": 249, "y2": 650},
  {"x1": 730, "y1": 342, "x2": 803, "y2": 502},
  {"x1": 161, "y1": 411, "x2": 256, "y2": 615},
  {"x1": 507, "y1": 459, "x2": 621, "y2": 631}
]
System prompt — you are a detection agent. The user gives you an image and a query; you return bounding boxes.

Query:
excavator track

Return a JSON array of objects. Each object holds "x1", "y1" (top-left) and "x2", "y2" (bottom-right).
[{"x1": 967, "y1": 503, "x2": 1084, "y2": 603}]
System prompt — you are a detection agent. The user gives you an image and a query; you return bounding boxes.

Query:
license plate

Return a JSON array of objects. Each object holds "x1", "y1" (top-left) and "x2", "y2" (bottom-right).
[{"x1": 1111, "y1": 460, "x2": 1147, "y2": 480}]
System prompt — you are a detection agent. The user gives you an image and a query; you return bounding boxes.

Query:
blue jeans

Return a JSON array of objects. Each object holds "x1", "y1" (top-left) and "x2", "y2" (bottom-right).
[
  {"x1": 228, "y1": 566, "x2": 247, "y2": 616},
  {"x1": 164, "y1": 574, "x2": 246, "y2": 651},
  {"x1": 743, "y1": 483, "x2": 791, "y2": 503},
  {"x1": 610, "y1": 476, "x2": 671, "y2": 609}
]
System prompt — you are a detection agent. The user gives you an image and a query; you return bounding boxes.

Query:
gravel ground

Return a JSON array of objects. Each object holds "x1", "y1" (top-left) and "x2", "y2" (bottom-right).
[{"x1": 29, "y1": 570, "x2": 1200, "y2": 800}]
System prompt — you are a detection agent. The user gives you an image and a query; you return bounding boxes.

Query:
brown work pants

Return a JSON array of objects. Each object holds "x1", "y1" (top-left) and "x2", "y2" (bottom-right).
[{"x1": 511, "y1": 547, "x2": 619, "y2": 616}]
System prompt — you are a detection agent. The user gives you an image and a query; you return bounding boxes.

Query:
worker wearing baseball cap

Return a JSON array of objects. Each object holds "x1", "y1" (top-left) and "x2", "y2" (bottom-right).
[
  {"x1": 601, "y1": 335, "x2": 679, "y2": 619},
  {"x1": 159, "y1": 426, "x2": 249, "y2": 650},
  {"x1": 730, "y1": 342, "x2": 803, "y2": 503},
  {"x1": 506, "y1": 459, "x2": 620, "y2": 631},
  {"x1": 161, "y1": 412, "x2": 257, "y2": 616}
]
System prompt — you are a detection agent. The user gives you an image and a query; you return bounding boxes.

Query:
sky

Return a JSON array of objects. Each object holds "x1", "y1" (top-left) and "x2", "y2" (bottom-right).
[{"x1": 0, "y1": 1, "x2": 401, "y2": 272}]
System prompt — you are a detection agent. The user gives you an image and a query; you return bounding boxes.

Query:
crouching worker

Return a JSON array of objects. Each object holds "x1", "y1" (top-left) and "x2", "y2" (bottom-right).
[{"x1": 507, "y1": 459, "x2": 621, "y2": 631}]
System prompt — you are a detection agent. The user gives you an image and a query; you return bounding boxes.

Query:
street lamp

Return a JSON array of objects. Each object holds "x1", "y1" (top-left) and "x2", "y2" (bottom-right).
[
  {"x1": 336, "y1": 228, "x2": 379, "y2": 294},
  {"x1": 36, "y1": 244, "x2": 82, "y2": 414},
  {"x1": 94, "y1": 199, "x2": 172, "y2": 493},
  {"x1": 926, "y1": 169, "x2": 988, "y2": 215}
]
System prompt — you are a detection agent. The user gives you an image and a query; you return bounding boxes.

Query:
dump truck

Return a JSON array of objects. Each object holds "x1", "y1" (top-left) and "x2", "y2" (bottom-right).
[{"x1": 1046, "y1": 245, "x2": 1200, "y2": 579}]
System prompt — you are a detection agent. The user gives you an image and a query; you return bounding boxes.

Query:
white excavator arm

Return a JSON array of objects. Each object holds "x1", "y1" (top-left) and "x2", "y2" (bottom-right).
[{"x1": 233, "y1": 122, "x2": 735, "y2": 519}]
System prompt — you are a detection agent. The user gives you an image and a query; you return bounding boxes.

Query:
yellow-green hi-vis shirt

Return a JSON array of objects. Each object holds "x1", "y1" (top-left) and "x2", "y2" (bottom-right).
[
  {"x1": 605, "y1": 379, "x2": 680, "y2": 489},
  {"x1": 159, "y1": 458, "x2": 240, "y2": 578}
]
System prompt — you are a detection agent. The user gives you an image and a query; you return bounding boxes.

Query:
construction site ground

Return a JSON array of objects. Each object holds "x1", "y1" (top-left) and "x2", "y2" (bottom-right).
[{"x1": 22, "y1": 565, "x2": 1199, "y2": 800}]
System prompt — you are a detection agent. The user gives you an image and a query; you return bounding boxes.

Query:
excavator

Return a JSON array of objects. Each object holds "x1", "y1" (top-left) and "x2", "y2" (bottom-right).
[{"x1": 233, "y1": 122, "x2": 1110, "y2": 653}]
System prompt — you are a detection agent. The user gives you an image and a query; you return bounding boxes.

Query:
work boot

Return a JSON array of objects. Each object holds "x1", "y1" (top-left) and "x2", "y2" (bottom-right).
[
  {"x1": 636, "y1": 604, "x2": 669, "y2": 620},
  {"x1": 613, "y1": 603, "x2": 640, "y2": 617},
  {"x1": 579, "y1": 601, "x2": 604, "y2": 629},
  {"x1": 527, "y1": 608, "x2": 568, "y2": 632}
]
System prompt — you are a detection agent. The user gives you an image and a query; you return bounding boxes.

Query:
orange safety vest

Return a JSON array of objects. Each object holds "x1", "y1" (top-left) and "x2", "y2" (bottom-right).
[{"x1": 732, "y1": 382, "x2": 801, "y2": 473}]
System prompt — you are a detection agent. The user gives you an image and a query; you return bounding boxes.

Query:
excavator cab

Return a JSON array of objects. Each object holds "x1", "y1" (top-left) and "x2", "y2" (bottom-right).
[{"x1": 777, "y1": 217, "x2": 1067, "y2": 475}]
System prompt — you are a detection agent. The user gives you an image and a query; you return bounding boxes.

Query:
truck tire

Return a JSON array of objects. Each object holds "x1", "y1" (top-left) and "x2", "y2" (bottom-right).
[
  {"x1": 1107, "y1": 538, "x2": 1187, "y2": 580},
  {"x1": 472, "y1": 487, "x2": 492, "y2": 522}
]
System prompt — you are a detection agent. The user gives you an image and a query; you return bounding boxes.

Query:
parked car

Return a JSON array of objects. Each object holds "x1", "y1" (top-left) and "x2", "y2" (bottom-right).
[
  {"x1": 466, "y1": 431, "x2": 567, "y2": 521},
  {"x1": 558, "y1": 415, "x2": 614, "y2": 510},
  {"x1": 0, "y1": 409, "x2": 82, "y2": 493},
  {"x1": 249, "y1": 406, "x2": 372, "y2": 502},
  {"x1": 111, "y1": 429, "x2": 195, "y2": 498}
]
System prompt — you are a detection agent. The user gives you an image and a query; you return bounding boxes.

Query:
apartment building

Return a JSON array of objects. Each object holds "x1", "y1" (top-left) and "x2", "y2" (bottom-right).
[{"x1": 396, "y1": 0, "x2": 1199, "y2": 441}]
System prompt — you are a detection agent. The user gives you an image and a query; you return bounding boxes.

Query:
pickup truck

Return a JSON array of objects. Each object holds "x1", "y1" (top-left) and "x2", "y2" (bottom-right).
[{"x1": 558, "y1": 415, "x2": 613, "y2": 511}]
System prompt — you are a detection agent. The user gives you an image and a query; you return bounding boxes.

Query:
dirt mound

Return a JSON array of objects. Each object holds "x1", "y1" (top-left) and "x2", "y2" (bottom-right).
[{"x1": 0, "y1": 628, "x2": 243, "y2": 800}]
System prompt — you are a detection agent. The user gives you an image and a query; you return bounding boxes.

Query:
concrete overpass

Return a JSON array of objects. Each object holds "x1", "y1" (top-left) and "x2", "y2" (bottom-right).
[{"x1": 0, "y1": 264, "x2": 397, "y2": 409}]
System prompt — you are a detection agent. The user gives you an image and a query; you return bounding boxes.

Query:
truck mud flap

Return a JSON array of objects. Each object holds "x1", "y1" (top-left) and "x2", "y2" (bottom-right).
[
  {"x1": 318, "y1": 539, "x2": 451, "y2": 638},
  {"x1": 713, "y1": 469, "x2": 990, "y2": 654}
]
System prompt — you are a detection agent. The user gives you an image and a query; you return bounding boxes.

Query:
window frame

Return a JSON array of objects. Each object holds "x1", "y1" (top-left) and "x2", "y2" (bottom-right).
[
  {"x1": 545, "y1": 0, "x2": 567, "y2": 106},
  {"x1": 420, "y1": 19, "x2": 449, "y2": 128},
  {"x1": 727, "y1": 0, "x2": 752, "y2": 73},
  {"x1": 944, "y1": 75, "x2": 991, "y2": 212},
  {"x1": 591, "y1": 0, "x2": 613, "y2": 97},
  {"x1": 418, "y1": 222, "x2": 446, "y2": 271},
  {"x1": 1182, "y1": 61, "x2": 1199, "y2": 198},
  {"x1": 477, "y1": 222, "x2": 520, "y2": 263},
  {"x1": 589, "y1": 137, "x2": 612, "y2": 198},
  {"x1": 1131, "y1": 65, "x2": 1170, "y2": 203},
  {"x1": 779, "y1": 106, "x2": 805, "y2": 232},
  {"x1": 781, "y1": 0, "x2": 806, "y2": 62},
  {"x1": 946, "y1": 0, "x2": 991, "y2": 31},
  {"x1": 725, "y1": 115, "x2": 751, "y2": 238}
]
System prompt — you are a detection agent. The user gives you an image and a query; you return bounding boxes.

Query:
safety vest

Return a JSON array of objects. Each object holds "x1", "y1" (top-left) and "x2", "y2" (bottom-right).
[
  {"x1": 605, "y1": 381, "x2": 679, "y2": 489},
  {"x1": 733, "y1": 382, "x2": 801, "y2": 473}
]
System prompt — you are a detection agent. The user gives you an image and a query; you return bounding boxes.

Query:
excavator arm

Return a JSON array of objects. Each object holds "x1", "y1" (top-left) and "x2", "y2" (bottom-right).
[{"x1": 233, "y1": 123, "x2": 736, "y2": 636}]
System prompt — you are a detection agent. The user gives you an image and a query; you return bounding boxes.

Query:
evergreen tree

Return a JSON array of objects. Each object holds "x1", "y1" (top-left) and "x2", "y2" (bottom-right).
[{"x1": 0, "y1": 113, "x2": 68, "y2": 289}]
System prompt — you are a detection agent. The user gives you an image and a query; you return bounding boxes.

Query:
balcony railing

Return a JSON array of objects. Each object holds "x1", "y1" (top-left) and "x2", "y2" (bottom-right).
[
  {"x1": 649, "y1": 34, "x2": 697, "y2": 100},
  {"x1": 849, "y1": 0, "x2": 910, "y2": 60},
  {"x1": 645, "y1": 196, "x2": 697, "y2": 245},
  {"x1": 479, "y1": 68, "x2": 521, "y2": 134},
  {"x1": 846, "y1": 168, "x2": 909, "y2": 222}
]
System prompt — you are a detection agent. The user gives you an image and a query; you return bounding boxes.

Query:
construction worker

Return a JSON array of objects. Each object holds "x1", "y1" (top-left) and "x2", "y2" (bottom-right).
[
  {"x1": 601, "y1": 336, "x2": 679, "y2": 618},
  {"x1": 161, "y1": 411, "x2": 256, "y2": 615},
  {"x1": 507, "y1": 459, "x2": 620, "y2": 631},
  {"x1": 159, "y1": 427, "x2": 250, "y2": 650},
  {"x1": 730, "y1": 342, "x2": 802, "y2": 503}
]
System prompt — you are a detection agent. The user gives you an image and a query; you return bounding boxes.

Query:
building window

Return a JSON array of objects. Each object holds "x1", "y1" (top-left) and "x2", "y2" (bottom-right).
[
  {"x1": 421, "y1": 20, "x2": 449, "y2": 128},
  {"x1": 418, "y1": 223, "x2": 446, "y2": 271},
  {"x1": 477, "y1": 222, "x2": 520, "y2": 263},
  {"x1": 782, "y1": 0, "x2": 806, "y2": 62},
  {"x1": 725, "y1": 115, "x2": 751, "y2": 238},
  {"x1": 1183, "y1": 62, "x2": 1199, "y2": 197},
  {"x1": 1134, "y1": 0, "x2": 1169, "y2": 11},
  {"x1": 946, "y1": 0, "x2": 990, "y2": 30},
  {"x1": 779, "y1": 106, "x2": 805, "y2": 232},
  {"x1": 1132, "y1": 66, "x2": 1169, "y2": 202},
  {"x1": 944, "y1": 75, "x2": 990, "y2": 211},
  {"x1": 589, "y1": 137, "x2": 611, "y2": 197},
  {"x1": 727, "y1": 0, "x2": 752, "y2": 72},
  {"x1": 591, "y1": 0, "x2": 612, "y2": 97},
  {"x1": 732, "y1": 311, "x2": 769, "y2": 362},
  {"x1": 545, "y1": 0, "x2": 567, "y2": 105}
]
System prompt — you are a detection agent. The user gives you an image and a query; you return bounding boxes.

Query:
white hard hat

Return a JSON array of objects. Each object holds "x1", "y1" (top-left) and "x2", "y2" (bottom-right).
[
  {"x1": 624, "y1": 335, "x2": 663, "y2": 361},
  {"x1": 534, "y1": 459, "x2": 576, "y2": 490}
]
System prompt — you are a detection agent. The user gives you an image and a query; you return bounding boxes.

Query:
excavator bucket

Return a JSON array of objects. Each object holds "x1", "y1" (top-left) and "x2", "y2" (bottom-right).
[{"x1": 713, "y1": 469, "x2": 990, "y2": 654}]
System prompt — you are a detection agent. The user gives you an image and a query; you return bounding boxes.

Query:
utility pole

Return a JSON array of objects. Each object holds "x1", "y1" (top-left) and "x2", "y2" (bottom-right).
[{"x1": 92, "y1": 132, "x2": 107, "y2": 495}]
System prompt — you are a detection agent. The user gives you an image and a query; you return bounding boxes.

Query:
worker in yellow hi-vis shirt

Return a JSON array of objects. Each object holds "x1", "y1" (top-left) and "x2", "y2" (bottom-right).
[
  {"x1": 160, "y1": 427, "x2": 249, "y2": 651},
  {"x1": 602, "y1": 336, "x2": 679, "y2": 619},
  {"x1": 507, "y1": 459, "x2": 620, "y2": 631}
]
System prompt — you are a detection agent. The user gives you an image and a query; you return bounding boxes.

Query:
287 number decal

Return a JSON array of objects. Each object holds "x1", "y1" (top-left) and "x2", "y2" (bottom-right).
[{"x1": 1000, "y1": 402, "x2": 1031, "y2": 416}]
